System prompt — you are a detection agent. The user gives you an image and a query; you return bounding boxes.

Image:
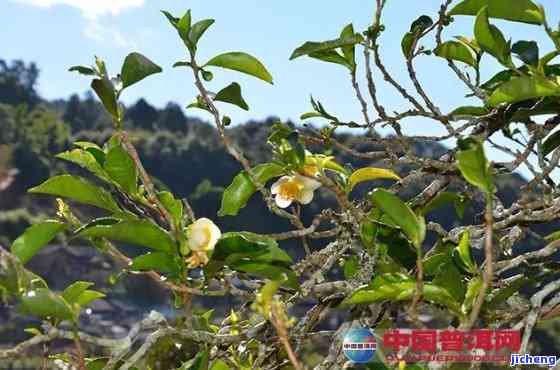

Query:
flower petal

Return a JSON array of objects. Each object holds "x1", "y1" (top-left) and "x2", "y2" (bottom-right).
[
  {"x1": 271, "y1": 176, "x2": 290, "y2": 195},
  {"x1": 275, "y1": 195, "x2": 293, "y2": 208},
  {"x1": 297, "y1": 175, "x2": 321, "y2": 191},
  {"x1": 298, "y1": 189, "x2": 314, "y2": 204}
]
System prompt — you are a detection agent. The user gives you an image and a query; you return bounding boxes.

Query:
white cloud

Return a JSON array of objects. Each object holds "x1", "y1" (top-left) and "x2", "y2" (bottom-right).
[
  {"x1": 12, "y1": 0, "x2": 144, "y2": 47},
  {"x1": 12, "y1": 0, "x2": 144, "y2": 19}
]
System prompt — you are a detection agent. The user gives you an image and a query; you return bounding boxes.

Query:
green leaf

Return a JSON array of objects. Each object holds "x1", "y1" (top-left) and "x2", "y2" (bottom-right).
[
  {"x1": 219, "y1": 163, "x2": 284, "y2": 216},
  {"x1": 29, "y1": 175, "x2": 120, "y2": 212},
  {"x1": 434, "y1": 41, "x2": 478, "y2": 68},
  {"x1": 76, "y1": 219, "x2": 175, "y2": 253},
  {"x1": 290, "y1": 33, "x2": 364, "y2": 60},
  {"x1": 157, "y1": 191, "x2": 183, "y2": 225},
  {"x1": 341, "y1": 273, "x2": 461, "y2": 314},
  {"x1": 91, "y1": 79, "x2": 118, "y2": 118},
  {"x1": 410, "y1": 15, "x2": 434, "y2": 33},
  {"x1": 62, "y1": 281, "x2": 93, "y2": 304},
  {"x1": 401, "y1": 32, "x2": 416, "y2": 58},
  {"x1": 424, "y1": 253, "x2": 451, "y2": 276},
  {"x1": 401, "y1": 15, "x2": 434, "y2": 59},
  {"x1": 74, "y1": 142, "x2": 106, "y2": 165},
  {"x1": 161, "y1": 10, "x2": 180, "y2": 29},
  {"x1": 120, "y1": 52, "x2": 162, "y2": 89},
  {"x1": 449, "y1": 0, "x2": 543, "y2": 25},
  {"x1": 474, "y1": 6, "x2": 512, "y2": 66},
  {"x1": 487, "y1": 76, "x2": 560, "y2": 106},
  {"x1": 207, "y1": 232, "x2": 295, "y2": 287},
  {"x1": 186, "y1": 351, "x2": 209, "y2": 370},
  {"x1": 75, "y1": 290, "x2": 105, "y2": 307},
  {"x1": 173, "y1": 61, "x2": 192, "y2": 68},
  {"x1": 177, "y1": 10, "x2": 192, "y2": 44},
  {"x1": 480, "y1": 69, "x2": 516, "y2": 91},
  {"x1": 370, "y1": 189, "x2": 426, "y2": 248},
  {"x1": 449, "y1": 106, "x2": 490, "y2": 119},
  {"x1": 455, "y1": 230, "x2": 477, "y2": 273},
  {"x1": 340, "y1": 23, "x2": 356, "y2": 68},
  {"x1": 421, "y1": 191, "x2": 468, "y2": 219},
  {"x1": 462, "y1": 276, "x2": 483, "y2": 314},
  {"x1": 433, "y1": 262, "x2": 466, "y2": 302},
  {"x1": 456, "y1": 138, "x2": 495, "y2": 194},
  {"x1": 300, "y1": 112, "x2": 323, "y2": 120},
  {"x1": 212, "y1": 232, "x2": 293, "y2": 265},
  {"x1": 306, "y1": 154, "x2": 348, "y2": 175},
  {"x1": 512, "y1": 40, "x2": 539, "y2": 66},
  {"x1": 186, "y1": 100, "x2": 211, "y2": 113},
  {"x1": 69, "y1": 66, "x2": 96, "y2": 76},
  {"x1": 545, "y1": 230, "x2": 560, "y2": 242},
  {"x1": 104, "y1": 143, "x2": 138, "y2": 194},
  {"x1": 130, "y1": 252, "x2": 180, "y2": 274},
  {"x1": 11, "y1": 221, "x2": 67, "y2": 264},
  {"x1": 205, "y1": 52, "x2": 273, "y2": 84},
  {"x1": 308, "y1": 50, "x2": 353, "y2": 70},
  {"x1": 56, "y1": 149, "x2": 109, "y2": 181},
  {"x1": 189, "y1": 19, "x2": 215, "y2": 47},
  {"x1": 214, "y1": 82, "x2": 249, "y2": 111},
  {"x1": 209, "y1": 360, "x2": 230, "y2": 370},
  {"x1": 20, "y1": 288, "x2": 74, "y2": 321},
  {"x1": 343, "y1": 256, "x2": 360, "y2": 280},
  {"x1": 538, "y1": 51, "x2": 560, "y2": 73},
  {"x1": 232, "y1": 260, "x2": 298, "y2": 289},
  {"x1": 348, "y1": 167, "x2": 401, "y2": 191},
  {"x1": 543, "y1": 130, "x2": 560, "y2": 157}
]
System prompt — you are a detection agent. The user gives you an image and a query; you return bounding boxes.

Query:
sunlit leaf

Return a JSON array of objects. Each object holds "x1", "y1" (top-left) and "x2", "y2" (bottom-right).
[
  {"x1": 56, "y1": 149, "x2": 109, "y2": 181},
  {"x1": 104, "y1": 142, "x2": 138, "y2": 194},
  {"x1": 449, "y1": 0, "x2": 543, "y2": 25},
  {"x1": 219, "y1": 163, "x2": 284, "y2": 216},
  {"x1": 214, "y1": 82, "x2": 249, "y2": 111},
  {"x1": 348, "y1": 167, "x2": 401, "y2": 191},
  {"x1": 205, "y1": 52, "x2": 273, "y2": 84},
  {"x1": 29, "y1": 175, "x2": 121, "y2": 212},
  {"x1": 474, "y1": 6, "x2": 512, "y2": 67},
  {"x1": 434, "y1": 41, "x2": 478, "y2": 68},
  {"x1": 62, "y1": 281, "x2": 94, "y2": 304},
  {"x1": 290, "y1": 34, "x2": 364, "y2": 60},
  {"x1": 11, "y1": 221, "x2": 67, "y2": 264},
  {"x1": 130, "y1": 252, "x2": 181, "y2": 274},
  {"x1": 76, "y1": 219, "x2": 175, "y2": 253},
  {"x1": 449, "y1": 106, "x2": 490, "y2": 119},
  {"x1": 401, "y1": 32, "x2": 416, "y2": 58},
  {"x1": 341, "y1": 273, "x2": 461, "y2": 315},
  {"x1": 455, "y1": 230, "x2": 477, "y2": 273},
  {"x1": 91, "y1": 78, "x2": 118, "y2": 118},
  {"x1": 340, "y1": 23, "x2": 356, "y2": 68},
  {"x1": 488, "y1": 76, "x2": 560, "y2": 106},
  {"x1": 462, "y1": 276, "x2": 483, "y2": 314},
  {"x1": 189, "y1": 19, "x2": 215, "y2": 47},
  {"x1": 309, "y1": 49, "x2": 353, "y2": 70},
  {"x1": 370, "y1": 189, "x2": 426, "y2": 248},
  {"x1": 20, "y1": 288, "x2": 74, "y2": 321},
  {"x1": 120, "y1": 52, "x2": 162, "y2": 89},
  {"x1": 456, "y1": 138, "x2": 495, "y2": 194}
]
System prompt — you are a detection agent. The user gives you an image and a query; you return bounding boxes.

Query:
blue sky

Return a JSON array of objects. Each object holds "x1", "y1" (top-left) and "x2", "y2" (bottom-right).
[{"x1": 3, "y1": 0, "x2": 560, "y2": 176}]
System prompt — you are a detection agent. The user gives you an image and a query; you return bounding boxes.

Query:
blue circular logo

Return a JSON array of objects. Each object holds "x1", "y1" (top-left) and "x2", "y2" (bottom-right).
[{"x1": 342, "y1": 327, "x2": 377, "y2": 364}]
